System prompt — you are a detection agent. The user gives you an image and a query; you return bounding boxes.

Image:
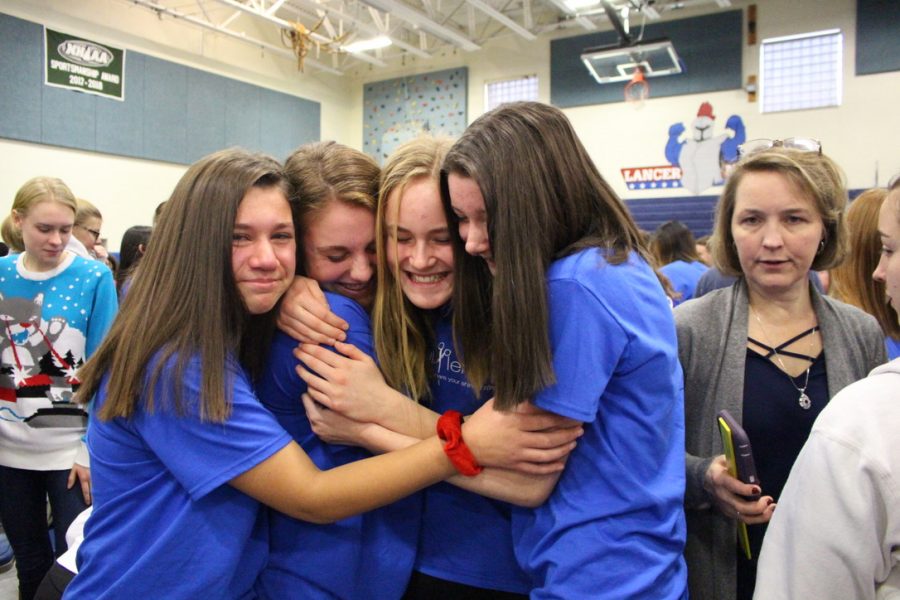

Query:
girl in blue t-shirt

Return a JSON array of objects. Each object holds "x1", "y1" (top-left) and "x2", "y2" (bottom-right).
[
  {"x1": 254, "y1": 141, "x2": 419, "y2": 600},
  {"x1": 651, "y1": 220, "x2": 709, "y2": 306},
  {"x1": 282, "y1": 136, "x2": 582, "y2": 599},
  {"x1": 0, "y1": 176, "x2": 117, "y2": 600},
  {"x1": 64, "y1": 148, "x2": 555, "y2": 600},
  {"x1": 439, "y1": 102, "x2": 689, "y2": 600}
]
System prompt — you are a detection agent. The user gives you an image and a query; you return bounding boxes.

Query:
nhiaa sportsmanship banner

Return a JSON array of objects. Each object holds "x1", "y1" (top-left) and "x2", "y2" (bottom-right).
[{"x1": 44, "y1": 27, "x2": 125, "y2": 101}]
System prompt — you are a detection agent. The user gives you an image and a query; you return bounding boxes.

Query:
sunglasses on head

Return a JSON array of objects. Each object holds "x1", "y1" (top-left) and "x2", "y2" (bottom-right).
[{"x1": 737, "y1": 137, "x2": 822, "y2": 158}]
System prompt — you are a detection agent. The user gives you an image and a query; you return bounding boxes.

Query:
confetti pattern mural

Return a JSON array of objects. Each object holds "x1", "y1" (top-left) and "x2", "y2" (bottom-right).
[{"x1": 363, "y1": 67, "x2": 468, "y2": 163}]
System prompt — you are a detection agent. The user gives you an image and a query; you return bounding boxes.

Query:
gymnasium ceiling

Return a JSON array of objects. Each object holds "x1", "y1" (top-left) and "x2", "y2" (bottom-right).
[{"x1": 121, "y1": 0, "x2": 740, "y2": 75}]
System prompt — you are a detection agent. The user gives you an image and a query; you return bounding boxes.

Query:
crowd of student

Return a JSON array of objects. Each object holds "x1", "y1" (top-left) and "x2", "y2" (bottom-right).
[{"x1": 0, "y1": 101, "x2": 897, "y2": 599}]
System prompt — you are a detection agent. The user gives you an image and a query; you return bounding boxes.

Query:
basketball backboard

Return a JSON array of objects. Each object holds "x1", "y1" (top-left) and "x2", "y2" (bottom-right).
[{"x1": 581, "y1": 38, "x2": 683, "y2": 84}]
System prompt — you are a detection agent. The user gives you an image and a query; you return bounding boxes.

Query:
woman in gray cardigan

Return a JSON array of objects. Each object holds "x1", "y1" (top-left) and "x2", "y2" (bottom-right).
[{"x1": 675, "y1": 143, "x2": 886, "y2": 600}]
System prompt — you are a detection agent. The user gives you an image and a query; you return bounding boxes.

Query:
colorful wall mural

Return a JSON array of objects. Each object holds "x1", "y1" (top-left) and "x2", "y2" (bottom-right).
[{"x1": 363, "y1": 67, "x2": 468, "y2": 163}]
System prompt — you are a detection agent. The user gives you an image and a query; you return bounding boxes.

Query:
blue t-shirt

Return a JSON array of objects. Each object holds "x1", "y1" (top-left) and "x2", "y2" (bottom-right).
[
  {"x1": 887, "y1": 337, "x2": 900, "y2": 360},
  {"x1": 413, "y1": 308, "x2": 531, "y2": 594},
  {"x1": 254, "y1": 292, "x2": 419, "y2": 600},
  {"x1": 511, "y1": 249, "x2": 688, "y2": 600},
  {"x1": 65, "y1": 355, "x2": 292, "y2": 600},
  {"x1": 659, "y1": 259, "x2": 707, "y2": 306}
]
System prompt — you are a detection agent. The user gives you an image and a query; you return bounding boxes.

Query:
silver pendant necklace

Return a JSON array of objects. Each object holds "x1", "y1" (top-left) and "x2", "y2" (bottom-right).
[{"x1": 750, "y1": 307, "x2": 816, "y2": 410}]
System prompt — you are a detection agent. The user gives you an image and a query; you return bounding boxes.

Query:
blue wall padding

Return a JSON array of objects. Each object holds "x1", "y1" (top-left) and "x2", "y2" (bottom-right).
[
  {"x1": 96, "y1": 52, "x2": 146, "y2": 158},
  {"x1": 0, "y1": 13, "x2": 43, "y2": 141},
  {"x1": 551, "y1": 10, "x2": 743, "y2": 108},
  {"x1": 856, "y1": 0, "x2": 900, "y2": 76},
  {"x1": 0, "y1": 12, "x2": 320, "y2": 164},
  {"x1": 625, "y1": 195, "x2": 719, "y2": 237}
]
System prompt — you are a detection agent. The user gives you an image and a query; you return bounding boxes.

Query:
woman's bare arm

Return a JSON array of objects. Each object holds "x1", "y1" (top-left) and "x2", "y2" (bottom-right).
[
  {"x1": 230, "y1": 395, "x2": 569, "y2": 522},
  {"x1": 301, "y1": 394, "x2": 577, "y2": 507}
]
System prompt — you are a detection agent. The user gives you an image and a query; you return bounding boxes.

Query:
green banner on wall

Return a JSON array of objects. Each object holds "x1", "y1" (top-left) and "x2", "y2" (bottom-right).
[{"x1": 44, "y1": 28, "x2": 125, "y2": 101}]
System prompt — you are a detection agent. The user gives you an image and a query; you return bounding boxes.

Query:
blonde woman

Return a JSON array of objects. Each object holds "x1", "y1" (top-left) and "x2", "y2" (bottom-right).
[{"x1": 677, "y1": 143, "x2": 886, "y2": 600}]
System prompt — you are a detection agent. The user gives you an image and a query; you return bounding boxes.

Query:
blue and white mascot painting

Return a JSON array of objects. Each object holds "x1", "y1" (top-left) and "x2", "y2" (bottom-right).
[{"x1": 665, "y1": 102, "x2": 746, "y2": 195}]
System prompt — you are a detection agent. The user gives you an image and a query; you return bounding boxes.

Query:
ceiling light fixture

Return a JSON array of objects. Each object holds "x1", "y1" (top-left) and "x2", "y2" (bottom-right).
[
  {"x1": 563, "y1": 0, "x2": 601, "y2": 11},
  {"x1": 343, "y1": 35, "x2": 392, "y2": 53}
]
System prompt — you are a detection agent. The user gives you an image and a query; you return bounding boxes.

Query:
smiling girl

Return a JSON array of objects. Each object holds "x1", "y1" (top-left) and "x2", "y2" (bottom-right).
[
  {"x1": 62, "y1": 148, "x2": 549, "y2": 599},
  {"x1": 441, "y1": 102, "x2": 688, "y2": 599},
  {"x1": 253, "y1": 141, "x2": 420, "y2": 599},
  {"x1": 282, "y1": 136, "x2": 581, "y2": 598}
]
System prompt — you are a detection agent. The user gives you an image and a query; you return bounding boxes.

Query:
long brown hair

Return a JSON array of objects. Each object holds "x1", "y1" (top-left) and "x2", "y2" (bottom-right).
[
  {"x1": 372, "y1": 136, "x2": 453, "y2": 402},
  {"x1": 652, "y1": 220, "x2": 701, "y2": 265},
  {"x1": 441, "y1": 101, "x2": 646, "y2": 409},
  {"x1": 78, "y1": 148, "x2": 290, "y2": 422}
]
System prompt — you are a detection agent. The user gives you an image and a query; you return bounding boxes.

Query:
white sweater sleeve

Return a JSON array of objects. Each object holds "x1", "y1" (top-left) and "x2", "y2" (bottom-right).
[{"x1": 754, "y1": 425, "x2": 896, "y2": 600}]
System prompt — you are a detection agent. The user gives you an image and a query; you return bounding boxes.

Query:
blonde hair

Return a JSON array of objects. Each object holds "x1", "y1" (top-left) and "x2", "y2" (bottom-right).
[
  {"x1": 372, "y1": 136, "x2": 453, "y2": 402},
  {"x1": 829, "y1": 188, "x2": 900, "y2": 338},
  {"x1": 710, "y1": 147, "x2": 849, "y2": 277},
  {"x1": 75, "y1": 198, "x2": 103, "y2": 227},
  {"x1": 3, "y1": 176, "x2": 78, "y2": 252},
  {"x1": 1, "y1": 217, "x2": 23, "y2": 253}
]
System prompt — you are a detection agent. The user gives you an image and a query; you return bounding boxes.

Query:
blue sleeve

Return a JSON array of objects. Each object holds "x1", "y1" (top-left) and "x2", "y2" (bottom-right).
[
  {"x1": 256, "y1": 292, "x2": 374, "y2": 416},
  {"x1": 134, "y1": 358, "x2": 291, "y2": 500},
  {"x1": 85, "y1": 265, "x2": 118, "y2": 356},
  {"x1": 325, "y1": 293, "x2": 375, "y2": 358},
  {"x1": 532, "y1": 279, "x2": 627, "y2": 423}
]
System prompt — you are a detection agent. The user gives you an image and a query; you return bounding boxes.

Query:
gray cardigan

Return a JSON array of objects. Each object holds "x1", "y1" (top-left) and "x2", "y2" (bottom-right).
[{"x1": 674, "y1": 279, "x2": 887, "y2": 600}]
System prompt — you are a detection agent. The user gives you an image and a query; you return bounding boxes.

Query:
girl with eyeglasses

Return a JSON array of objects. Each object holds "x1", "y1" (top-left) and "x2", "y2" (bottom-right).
[
  {"x1": 676, "y1": 144, "x2": 886, "y2": 600},
  {"x1": 70, "y1": 200, "x2": 111, "y2": 269}
]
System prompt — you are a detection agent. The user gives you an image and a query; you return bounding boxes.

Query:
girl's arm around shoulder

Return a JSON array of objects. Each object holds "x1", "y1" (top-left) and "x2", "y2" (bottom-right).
[
  {"x1": 277, "y1": 276, "x2": 349, "y2": 345},
  {"x1": 296, "y1": 341, "x2": 440, "y2": 439}
]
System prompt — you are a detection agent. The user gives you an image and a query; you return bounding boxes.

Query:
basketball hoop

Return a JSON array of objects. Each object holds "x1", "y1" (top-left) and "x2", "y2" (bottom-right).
[{"x1": 624, "y1": 69, "x2": 649, "y2": 105}]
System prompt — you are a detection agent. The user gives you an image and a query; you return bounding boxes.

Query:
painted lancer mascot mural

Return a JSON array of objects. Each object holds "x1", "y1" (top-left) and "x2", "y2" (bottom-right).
[{"x1": 665, "y1": 102, "x2": 746, "y2": 195}]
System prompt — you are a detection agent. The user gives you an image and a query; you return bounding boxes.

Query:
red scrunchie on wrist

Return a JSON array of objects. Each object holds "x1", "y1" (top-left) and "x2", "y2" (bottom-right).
[{"x1": 436, "y1": 410, "x2": 483, "y2": 477}]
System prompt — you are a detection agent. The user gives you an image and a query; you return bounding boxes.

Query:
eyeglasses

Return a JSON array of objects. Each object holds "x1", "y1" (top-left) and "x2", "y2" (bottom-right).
[
  {"x1": 737, "y1": 137, "x2": 822, "y2": 158},
  {"x1": 78, "y1": 225, "x2": 101, "y2": 241}
]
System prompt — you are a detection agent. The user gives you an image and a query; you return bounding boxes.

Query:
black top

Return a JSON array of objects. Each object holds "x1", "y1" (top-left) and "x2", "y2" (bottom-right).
[{"x1": 736, "y1": 346, "x2": 829, "y2": 600}]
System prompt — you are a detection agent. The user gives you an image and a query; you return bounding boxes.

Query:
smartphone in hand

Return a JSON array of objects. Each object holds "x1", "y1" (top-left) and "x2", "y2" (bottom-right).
[
  {"x1": 717, "y1": 409, "x2": 760, "y2": 498},
  {"x1": 717, "y1": 409, "x2": 760, "y2": 560}
]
